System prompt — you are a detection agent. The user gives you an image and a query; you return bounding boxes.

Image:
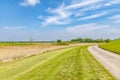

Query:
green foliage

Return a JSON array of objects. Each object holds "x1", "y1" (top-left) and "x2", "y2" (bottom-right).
[
  {"x1": 57, "y1": 39, "x2": 62, "y2": 43},
  {"x1": 53, "y1": 42, "x2": 69, "y2": 45},
  {"x1": 71, "y1": 38, "x2": 111, "y2": 43},
  {"x1": 53, "y1": 40, "x2": 69, "y2": 45},
  {"x1": 105, "y1": 39, "x2": 111, "y2": 43},
  {"x1": 99, "y1": 39, "x2": 120, "y2": 54},
  {"x1": 71, "y1": 38, "x2": 83, "y2": 42},
  {"x1": 0, "y1": 46, "x2": 114, "y2": 80},
  {"x1": 83, "y1": 38, "x2": 93, "y2": 42}
]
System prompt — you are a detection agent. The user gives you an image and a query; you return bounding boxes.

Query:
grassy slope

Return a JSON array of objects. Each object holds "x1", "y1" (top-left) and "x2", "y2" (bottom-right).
[
  {"x1": 99, "y1": 39, "x2": 120, "y2": 54},
  {"x1": 0, "y1": 46, "x2": 114, "y2": 80}
]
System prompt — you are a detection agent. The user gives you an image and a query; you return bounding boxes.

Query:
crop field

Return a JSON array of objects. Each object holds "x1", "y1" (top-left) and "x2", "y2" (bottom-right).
[
  {"x1": 0, "y1": 46, "x2": 114, "y2": 80},
  {"x1": 99, "y1": 39, "x2": 120, "y2": 54},
  {"x1": 0, "y1": 43, "x2": 70, "y2": 62},
  {"x1": 0, "y1": 43, "x2": 94, "y2": 62}
]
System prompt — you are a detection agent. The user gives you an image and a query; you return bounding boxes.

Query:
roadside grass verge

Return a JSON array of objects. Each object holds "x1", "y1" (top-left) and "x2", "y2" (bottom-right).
[
  {"x1": 99, "y1": 39, "x2": 120, "y2": 54},
  {"x1": 0, "y1": 46, "x2": 114, "y2": 80}
]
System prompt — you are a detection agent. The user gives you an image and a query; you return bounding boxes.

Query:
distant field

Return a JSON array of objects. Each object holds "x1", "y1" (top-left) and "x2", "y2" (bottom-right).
[
  {"x1": 0, "y1": 46, "x2": 114, "y2": 80},
  {"x1": 0, "y1": 42, "x2": 50, "y2": 46},
  {"x1": 99, "y1": 39, "x2": 120, "y2": 54}
]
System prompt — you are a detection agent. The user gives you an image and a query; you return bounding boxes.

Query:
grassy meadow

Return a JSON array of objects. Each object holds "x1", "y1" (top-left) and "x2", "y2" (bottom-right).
[
  {"x1": 99, "y1": 39, "x2": 120, "y2": 54},
  {"x1": 0, "y1": 46, "x2": 114, "y2": 80}
]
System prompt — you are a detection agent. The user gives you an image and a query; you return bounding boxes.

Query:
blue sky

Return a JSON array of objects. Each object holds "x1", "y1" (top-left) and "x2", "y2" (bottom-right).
[{"x1": 0, "y1": 0, "x2": 120, "y2": 41}]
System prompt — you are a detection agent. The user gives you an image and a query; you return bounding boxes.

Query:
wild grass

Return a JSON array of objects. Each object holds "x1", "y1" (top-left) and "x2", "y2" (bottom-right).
[
  {"x1": 0, "y1": 43, "x2": 92, "y2": 62},
  {"x1": 99, "y1": 39, "x2": 120, "y2": 54},
  {"x1": 0, "y1": 46, "x2": 114, "y2": 80},
  {"x1": 0, "y1": 44, "x2": 70, "y2": 62}
]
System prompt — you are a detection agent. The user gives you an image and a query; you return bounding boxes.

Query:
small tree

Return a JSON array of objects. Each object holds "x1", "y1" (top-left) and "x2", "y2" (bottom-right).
[
  {"x1": 57, "y1": 39, "x2": 62, "y2": 43},
  {"x1": 83, "y1": 38, "x2": 93, "y2": 43},
  {"x1": 105, "y1": 39, "x2": 111, "y2": 43}
]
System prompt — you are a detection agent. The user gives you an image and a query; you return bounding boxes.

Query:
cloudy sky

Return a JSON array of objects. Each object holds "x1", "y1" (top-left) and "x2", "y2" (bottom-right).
[{"x1": 0, "y1": 0, "x2": 120, "y2": 41}]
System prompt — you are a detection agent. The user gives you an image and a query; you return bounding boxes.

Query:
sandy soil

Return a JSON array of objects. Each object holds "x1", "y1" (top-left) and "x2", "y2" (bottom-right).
[{"x1": 88, "y1": 46, "x2": 120, "y2": 80}]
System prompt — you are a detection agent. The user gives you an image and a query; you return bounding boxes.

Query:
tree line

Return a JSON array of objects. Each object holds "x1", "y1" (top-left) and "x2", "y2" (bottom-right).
[
  {"x1": 71, "y1": 38, "x2": 111, "y2": 43},
  {"x1": 56, "y1": 38, "x2": 111, "y2": 43},
  {"x1": 0, "y1": 38, "x2": 111, "y2": 44}
]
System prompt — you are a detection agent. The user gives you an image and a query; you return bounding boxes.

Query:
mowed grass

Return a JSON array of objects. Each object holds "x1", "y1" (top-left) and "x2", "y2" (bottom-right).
[
  {"x1": 0, "y1": 46, "x2": 114, "y2": 80},
  {"x1": 99, "y1": 39, "x2": 120, "y2": 54}
]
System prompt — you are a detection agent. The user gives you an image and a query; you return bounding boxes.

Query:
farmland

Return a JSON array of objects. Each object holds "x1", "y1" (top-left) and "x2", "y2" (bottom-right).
[
  {"x1": 0, "y1": 43, "x2": 68, "y2": 62},
  {"x1": 0, "y1": 42, "x2": 94, "y2": 62},
  {"x1": 1, "y1": 0, "x2": 120, "y2": 80},
  {"x1": 99, "y1": 39, "x2": 120, "y2": 54},
  {"x1": 0, "y1": 46, "x2": 114, "y2": 80}
]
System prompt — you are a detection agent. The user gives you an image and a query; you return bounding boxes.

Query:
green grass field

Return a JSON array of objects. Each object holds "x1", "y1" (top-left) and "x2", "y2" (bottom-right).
[
  {"x1": 0, "y1": 46, "x2": 114, "y2": 80},
  {"x1": 99, "y1": 39, "x2": 120, "y2": 54}
]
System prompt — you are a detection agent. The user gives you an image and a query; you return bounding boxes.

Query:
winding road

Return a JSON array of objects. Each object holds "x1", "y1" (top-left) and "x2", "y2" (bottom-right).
[{"x1": 88, "y1": 46, "x2": 120, "y2": 80}]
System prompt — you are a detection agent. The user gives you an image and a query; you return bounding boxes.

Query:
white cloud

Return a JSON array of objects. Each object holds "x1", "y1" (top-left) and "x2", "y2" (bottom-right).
[
  {"x1": 48, "y1": 4, "x2": 72, "y2": 19},
  {"x1": 3, "y1": 26, "x2": 25, "y2": 31},
  {"x1": 42, "y1": 16, "x2": 71, "y2": 26},
  {"x1": 38, "y1": 15, "x2": 43, "y2": 19},
  {"x1": 73, "y1": 1, "x2": 120, "y2": 17},
  {"x1": 41, "y1": 0, "x2": 120, "y2": 26},
  {"x1": 20, "y1": 0, "x2": 40, "y2": 6},
  {"x1": 78, "y1": 11, "x2": 107, "y2": 20},
  {"x1": 66, "y1": 23, "x2": 109, "y2": 34},
  {"x1": 41, "y1": 0, "x2": 103, "y2": 26},
  {"x1": 105, "y1": 0, "x2": 120, "y2": 6},
  {"x1": 109, "y1": 14, "x2": 120, "y2": 24},
  {"x1": 42, "y1": 4, "x2": 72, "y2": 26},
  {"x1": 66, "y1": 23, "x2": 120, "y2": 39},
  {"x1": 65, "y1": 0, "x2": 101, "y2": 9}
]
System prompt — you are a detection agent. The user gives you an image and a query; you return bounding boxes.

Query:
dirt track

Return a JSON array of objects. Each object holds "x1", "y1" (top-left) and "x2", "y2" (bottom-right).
[{"x1": 88, "y1": 46, "x2": 120, "y2": 80}]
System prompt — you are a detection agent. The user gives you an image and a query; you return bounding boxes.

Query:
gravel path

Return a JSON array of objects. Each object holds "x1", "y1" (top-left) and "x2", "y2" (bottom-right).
[{"x1": 88, "y1": 46, "x2": 120, "y2": 80}]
